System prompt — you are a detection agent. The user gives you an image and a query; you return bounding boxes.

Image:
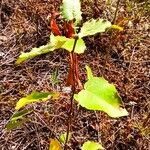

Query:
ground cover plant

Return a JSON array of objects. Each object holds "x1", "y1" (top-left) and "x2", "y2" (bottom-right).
[{"x1": 0, "y1": 0, "x2": 149, "y2": 149}]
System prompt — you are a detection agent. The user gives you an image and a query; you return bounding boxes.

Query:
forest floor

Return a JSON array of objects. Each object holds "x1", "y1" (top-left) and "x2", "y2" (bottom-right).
[{"x1": 0, "y1": 0, "x2": 150, "y2": 150}]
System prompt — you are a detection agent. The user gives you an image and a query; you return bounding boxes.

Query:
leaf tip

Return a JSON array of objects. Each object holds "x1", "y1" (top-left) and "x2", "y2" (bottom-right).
[
  {"x1": 111, "y1": 25, "x2": 124, "y2": 31},
  {"x1": 85, "y1": 65, "x2": 94, "y2": 80}
]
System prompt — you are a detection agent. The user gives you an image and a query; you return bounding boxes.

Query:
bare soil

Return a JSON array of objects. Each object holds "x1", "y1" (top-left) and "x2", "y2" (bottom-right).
[{"x1": 0, "y1": 0, "x2": 149, "y2": 150}]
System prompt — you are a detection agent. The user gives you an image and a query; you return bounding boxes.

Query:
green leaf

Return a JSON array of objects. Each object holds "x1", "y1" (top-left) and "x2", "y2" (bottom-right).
[
  {"x1": 59, "y1": 132, "x2": 71, "y2": 144},
  {"x1": 51, "y1": 67, "x2": 59, "y2": 85},
  {"x1": 16, "y1": 44, "x2": 54, "y2": 64},
  {"x1": 5, "y1": 109, "x2": 32, "y2": 130},
  {"x1": 61, "y1": 0, "x2": 82, "y2": 24},
  {"x1": 49, "y1": 139, "x2": 62, "y2": 150},
  {"x1": 62, "y1": 0, "x2": 74, "y2": 20},
  {"x1": 74, "y1": 67, "x2": 128, "y2": 118},
  {"x1": 73, "y1": 0, "x2": 82, "y2": 24},
  {"x1": 16, "y1": 34, "x2": 86, "y2": 64},
  {"x1": 11, "y1": 109, "x2": 32, "y2": 121},
  {"x1": 16, "y1": 34, "x2": 66, "y2": 64},
  {"x1": 50, "y1": 34, "x2": 68, "y2": 49},
  {"x1": 78, "y1": 19, "x2": 112, "y2": 38},
  {"x1": 15, "y1": 91, "x2": 59, "y2": 110},
  {"x1": 81, "y1": 141, "x2": 104, "y2": 150}
]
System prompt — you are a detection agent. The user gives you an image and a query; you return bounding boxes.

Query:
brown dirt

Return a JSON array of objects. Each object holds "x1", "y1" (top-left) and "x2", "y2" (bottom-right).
[{"x1": 0, "y1": 0, "x2": 149, "y2": 150}]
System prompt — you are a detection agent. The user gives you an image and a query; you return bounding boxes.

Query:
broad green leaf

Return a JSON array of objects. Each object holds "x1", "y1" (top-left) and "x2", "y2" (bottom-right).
[
  {"x1": 15, "y1": 91, "x2": 59, "y2": 110},
  {"x1": 81, "y1": 141, "x2": 104, "y2": 150},
  {"x1": 5, "y1": 109, "x2": 32, "y2": 130},
  {"x1": 59, "y1": 132, "x2": 71, "y2": 144},
  {"x1": 78, "y1": 19, "x2": 112, "y2": 38},
  {"x1": 49, "y1": 139, "x2": 62, "y2": 150},
  {"x1": 74, "y1": 67, "x2": 128, "y2": 118},
  {"x1": 61, "y1": 0, "x2": 82, "y2": 24}
]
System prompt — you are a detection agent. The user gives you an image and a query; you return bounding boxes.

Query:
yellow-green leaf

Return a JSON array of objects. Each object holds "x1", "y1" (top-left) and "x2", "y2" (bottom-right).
[
  {"x1": 49, "y1": 139, "x2": 62, "y2": 150},
  {"x1": 62, "y1": 38, "x2": 86, "y2": 54},
  {"x1": 81, "y1": 141, "x2": 104, "y2": 150},
  {"x1": 50, "y1": 34, "x2": 68, "y2": 49},
  {"x1": 111, "y1": 25, "x2": 123, "y2": 31},
  {"x1": 74, "y1": 66, "x2": 128, "y2": 118},
  {"x1": 16, "y1": 34, "x2": 86, "y2": 64},
  {"x1": 61, "y1": 0, "x2": 82, "y2": 24},
  {"x1": 16, "y1": 34, "x2": 66, "y2": 64},
  {"x1": 52, "y1": 36, "x2": 86, "y2": 54},
  {"x1": 15, "y1": 91, "x2": 59, "y2": 110},
  {"x1": 78, "y1": 19, "x2": 112, "y2": 38}
]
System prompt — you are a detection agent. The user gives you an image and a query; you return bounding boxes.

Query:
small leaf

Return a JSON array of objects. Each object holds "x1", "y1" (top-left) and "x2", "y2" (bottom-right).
[
  {"x1": 5, "y1": 109, "x2": 32, "y2": 130},
  {"x1": 49, "y1": 139, "x2": 62, "y2": 150},
  {"x1": 51, "y1": 67, "x2": 59, "y2": 85},
  {"x1": 111, "y1": 25, "x2": 123, "y2": 31},
  {"x1": 15, "y1": 91, "x2": 59, "y2": 110},
  {"x1": 74, "y1": 67, "x2": 128, "y2": 118},
  {"x1": 59, "y1": 132, "x2": 71, "y2": 144},
  {"x1": 81, "y1": 141, "x2": 104, "y2": 150},
  {"x1": 78, "y1": 19, "x2": 112, "y2": 38},
  {"x1": 86, "y1": 65, "x2": 94, "y2": 80},
  {"x1": 61, "y1": 0, "x2": 82, "y2": 24}
]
